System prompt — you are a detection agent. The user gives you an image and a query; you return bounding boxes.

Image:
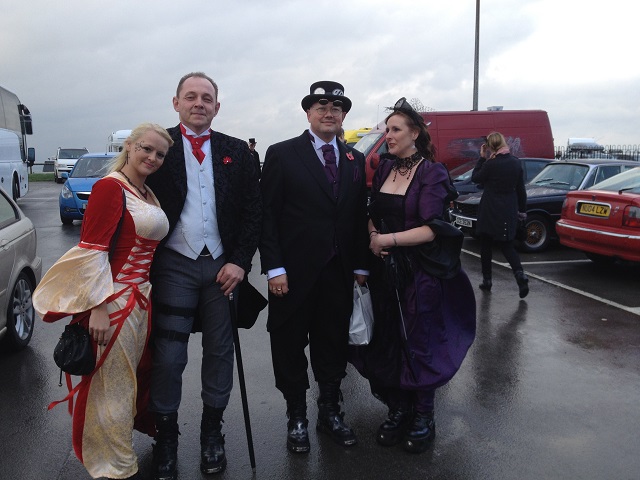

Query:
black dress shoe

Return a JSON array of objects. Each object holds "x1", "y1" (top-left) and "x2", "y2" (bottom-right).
[
  {"x1": 316, "y1": 410, "x2": 357, "y2": 447},
  {"x1": 403, "y1": 412, "x2": 435, "y2": 454},
  {"x1": 200, "y1": 406, "x2": 227, "y2": 474},
  {"x1": 153, "y1": 413, "x2": 179, "y2": 480},
  {"x1": 287, "y1": 418, "x2": 311, "y2": 453},
  {"x1": 479, "y1": 277, "x2": 492, "y2": 291},
  {"x1": 200, "y1": 430, "x2": 226, "y2": 474},
  {"x1": 376, "y1": 405, "x2": 411, "y2": 446}
]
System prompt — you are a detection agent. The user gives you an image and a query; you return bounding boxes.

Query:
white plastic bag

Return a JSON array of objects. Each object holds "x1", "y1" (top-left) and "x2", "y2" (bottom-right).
[{"x1": 348, "y1": 282, "x2": 374, "y2": 346}]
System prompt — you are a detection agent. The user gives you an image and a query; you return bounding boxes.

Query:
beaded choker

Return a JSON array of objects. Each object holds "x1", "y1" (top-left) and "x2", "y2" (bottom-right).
[{"x1": 390, "y1": 151, "x2": 422, "y2": 181}]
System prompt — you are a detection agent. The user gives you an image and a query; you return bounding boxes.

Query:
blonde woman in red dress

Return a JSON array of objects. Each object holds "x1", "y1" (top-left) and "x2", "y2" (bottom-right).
[{"x1": 34, "y1": 123, "x2": 172, "y2": 480}]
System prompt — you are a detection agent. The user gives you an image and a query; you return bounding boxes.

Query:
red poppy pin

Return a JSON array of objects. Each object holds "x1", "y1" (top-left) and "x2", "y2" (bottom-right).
[
  {"x1": 223, "y1": 156, "x2": 232, "y2": 164},
  {"x1": 346, "y1": 152, "x2": 354, "y2": 161}
]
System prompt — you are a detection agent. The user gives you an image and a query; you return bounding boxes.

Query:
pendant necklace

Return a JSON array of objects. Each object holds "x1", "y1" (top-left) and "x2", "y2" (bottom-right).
[
  {"x1": 392, "y1": 151, "x2": 422, "y2": 181},
  {"x1": 119, "y1": 171, "x2": 148, "y2": 199}
]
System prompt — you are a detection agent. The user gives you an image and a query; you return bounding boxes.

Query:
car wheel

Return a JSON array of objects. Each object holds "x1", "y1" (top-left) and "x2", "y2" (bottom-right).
[
  {"x1": 54, "y1": 169, "x2": 62, "y2": 184},
  {"x1": 60, "y1": 213, "x2": 73, "y2": 225},
  {"x1": 2, "y1": 272, "x2": 36, "y2": 350},
  {"x1": 517, "y1": 214, "x2": 550, "y2": 253}
]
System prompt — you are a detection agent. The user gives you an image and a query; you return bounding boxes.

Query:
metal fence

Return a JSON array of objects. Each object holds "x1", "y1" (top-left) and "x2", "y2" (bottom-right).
[{"x1": 554, "y1": 145, "x2": 640, "y2": 161}]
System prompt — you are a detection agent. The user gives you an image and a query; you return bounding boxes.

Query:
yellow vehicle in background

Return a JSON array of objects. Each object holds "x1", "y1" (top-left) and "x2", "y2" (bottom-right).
[{"x1": 343, "y1": 128, "x2": 371, "y2": 147}]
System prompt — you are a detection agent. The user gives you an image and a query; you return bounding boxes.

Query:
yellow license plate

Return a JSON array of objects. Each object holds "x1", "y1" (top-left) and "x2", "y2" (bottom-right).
[{"x1": 578, "y1": 202, "x2": 610, "y2": 217}]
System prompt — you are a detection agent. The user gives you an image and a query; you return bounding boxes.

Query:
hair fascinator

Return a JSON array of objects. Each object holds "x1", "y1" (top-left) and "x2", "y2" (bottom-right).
[{"x1": 391, "y1": 97, "x2": 426, "y2": 127}]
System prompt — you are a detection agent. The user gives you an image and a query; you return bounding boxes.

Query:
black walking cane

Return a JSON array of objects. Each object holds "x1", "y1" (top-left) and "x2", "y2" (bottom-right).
[{"x1": 228, "y1": 293, "x2": 257, "y2": 472}]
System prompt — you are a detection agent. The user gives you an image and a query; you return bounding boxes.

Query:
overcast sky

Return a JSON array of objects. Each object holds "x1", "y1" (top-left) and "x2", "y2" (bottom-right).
[{"x1": 3, "y1": 0, "x2": 639, "y2": 163}]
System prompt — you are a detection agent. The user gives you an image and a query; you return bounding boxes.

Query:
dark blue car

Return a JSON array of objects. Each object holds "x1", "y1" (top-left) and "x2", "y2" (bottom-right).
[{"x1": 59, "y1": 152, "x2": 117, "y2": 224}]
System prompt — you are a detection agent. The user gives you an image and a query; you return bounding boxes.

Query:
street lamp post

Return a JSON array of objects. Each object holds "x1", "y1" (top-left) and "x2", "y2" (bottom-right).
[{"x1": 473, "y1": 0, "x2": 480, "y2": 111}]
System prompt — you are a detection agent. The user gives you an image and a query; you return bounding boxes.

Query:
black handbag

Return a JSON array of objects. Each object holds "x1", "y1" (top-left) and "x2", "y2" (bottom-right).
[
  {"x1": 53, "y1": 188, "x2": 126, "y2": 378},
  {"x1": 53, "y1": 322, "x2": 95, "y2": 375}
]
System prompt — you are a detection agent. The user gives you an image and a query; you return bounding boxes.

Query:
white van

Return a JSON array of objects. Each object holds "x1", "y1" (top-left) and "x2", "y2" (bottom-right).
[
  {"x1": 54, "y1": 147, "x2": 88, "y2": 183},
  {"x1": 0, "y1": 129, "x2": 28, "y2": 200}
]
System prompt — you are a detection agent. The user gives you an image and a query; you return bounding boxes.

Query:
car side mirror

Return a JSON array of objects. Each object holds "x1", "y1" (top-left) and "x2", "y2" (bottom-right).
[
  {"x1": 61, "y1": 172, "x2": 69, "y2": 179},
  {"x1": 27, "y1": 147, "x2": 35, "y2": 166}
]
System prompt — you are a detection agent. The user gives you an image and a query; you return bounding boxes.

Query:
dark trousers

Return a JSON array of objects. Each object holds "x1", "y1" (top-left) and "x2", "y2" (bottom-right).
[
  {"x1": 480, "y1": 235, "x2": 523, "y2": 277},
  {"x1": 269, "y1": 256, "x2": 352, "y2": 399},
  {"x1": 149, "y1": 248, "x2": 234, "y2": 414}
]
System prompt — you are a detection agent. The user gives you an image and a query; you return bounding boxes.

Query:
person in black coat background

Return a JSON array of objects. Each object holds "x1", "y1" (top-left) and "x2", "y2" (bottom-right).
[
  {"x1": 471, "y1": 131, "x2": 529, "y2": 298},
  {"x1": 260, "y1": 81, "x2": 369, "y2": 454}
]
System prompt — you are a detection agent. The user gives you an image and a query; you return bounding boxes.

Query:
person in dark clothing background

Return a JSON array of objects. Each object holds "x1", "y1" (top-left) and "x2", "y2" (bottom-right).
[
  {"x1": 248, "y1": 138, "x2": 260, "y2": 176},
  {"x1": 472, "y1": 131, "x2": 529, "y2": 298}
]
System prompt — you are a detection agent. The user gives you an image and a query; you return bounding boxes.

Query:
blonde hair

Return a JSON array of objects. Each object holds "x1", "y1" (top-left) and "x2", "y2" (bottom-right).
[
  {"x1": 109, "y1": 123, "x2": 173, "y2": 173},
  {"x1": 486, "y1": 131, "x2": 508, "y2": 152}
]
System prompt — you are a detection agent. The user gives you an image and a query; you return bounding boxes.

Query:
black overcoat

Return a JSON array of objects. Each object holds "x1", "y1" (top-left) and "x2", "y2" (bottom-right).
[{"x1": 471, "y1": 153, "x2": 526, "y2": 241}]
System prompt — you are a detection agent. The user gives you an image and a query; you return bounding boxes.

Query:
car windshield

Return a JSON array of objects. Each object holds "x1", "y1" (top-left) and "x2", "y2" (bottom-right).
[
  {"x1": 59, "y1": 149, "x2": 88, "y2": 159},
  {"x1": 70, "y1": 156, "x2": 112, "y2": 178},
  {"x1": 588, "y1": 166, "x2": 640, "y2": 193},
  {"x1": 529, "y1": 163, "x2": 589, "y2": 190},
  {"x1": 353, "y1": 132, "x2": 384, "y2": 156},
  {"x1": 450, "y1": 160, "x2": 478, "y2": 181}
]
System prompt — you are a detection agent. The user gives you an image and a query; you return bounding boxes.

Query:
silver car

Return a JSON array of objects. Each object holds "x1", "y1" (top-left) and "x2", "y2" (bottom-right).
[{"x1": 0, "y1": 187, "x2": 42, "y2": 349}]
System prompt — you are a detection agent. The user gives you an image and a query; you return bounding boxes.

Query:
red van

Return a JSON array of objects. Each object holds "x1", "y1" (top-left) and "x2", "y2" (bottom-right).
[{"x1": 354, "y1": 109, "x2": 555, "y2": 188}]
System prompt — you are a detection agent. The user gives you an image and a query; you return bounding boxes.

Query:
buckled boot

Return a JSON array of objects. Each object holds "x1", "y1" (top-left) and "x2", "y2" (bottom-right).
[
  {"x1": 153, "y1": 412, "x2": 179, "y2": 480},
  {"x1": 403, "y1": 411, "x2": 436, "y2": 454},
  {"x1": 515, "y1": 270, "x2": 529, "y2": 298},
  {"x1": 200, "y1": 404, "x2": 227, "y2": 474},
  {"x1": 376, "y1": 404, "x2": 412, "y2": 446},
  {"x1": 479, "y1": 276, "x2": 492, "y2": 291},
  {"x1": 316, "y1": 381, "x2": 357, "y2": 447},
  {"x1": 286, "y1": 393, "x2": 310, "y2": 453}
]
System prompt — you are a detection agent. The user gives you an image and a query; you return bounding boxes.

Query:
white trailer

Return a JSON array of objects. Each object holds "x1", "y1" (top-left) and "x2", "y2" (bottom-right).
[{"x1": 107, "y1": 130, "x2": 132, "y2": 152}]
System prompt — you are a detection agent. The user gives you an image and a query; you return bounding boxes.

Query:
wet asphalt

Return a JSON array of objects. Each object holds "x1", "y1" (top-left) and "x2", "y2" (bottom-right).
[{"x1": 0, "y1": 181, "x2": 638, "y2": 480}]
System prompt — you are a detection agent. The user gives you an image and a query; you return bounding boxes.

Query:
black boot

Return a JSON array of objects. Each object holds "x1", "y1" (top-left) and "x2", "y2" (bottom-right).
[
  {"x1": 515, "y1": 270, "x2": 529, "y2": 298},
  {"x1": 403, "y1": 411, "x2": 435, "y2": 453},
  {"x1": 316, "y1": 380, "x2": 357, "y2": 447},
  {"x1": 286, "y1": 393, "x2": 310, "y2": 453},
  {"x1": 153, "y1": 412, "x2": 179, "y2": 480},
  {"x1": 376, "y1": 404, "x2": 412, "y2": 446},
  {"x1": 479, "y1": 277, "x2": 492, "y2": 291},
  {"x1": 200, "y1": 404, "x2": 227, "y2": 474}
]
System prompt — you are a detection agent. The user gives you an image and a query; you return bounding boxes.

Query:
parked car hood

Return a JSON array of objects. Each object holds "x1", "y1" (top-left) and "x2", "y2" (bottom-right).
[{"x1": 65, "y1": 177, "x2": 101, "y2": 192}]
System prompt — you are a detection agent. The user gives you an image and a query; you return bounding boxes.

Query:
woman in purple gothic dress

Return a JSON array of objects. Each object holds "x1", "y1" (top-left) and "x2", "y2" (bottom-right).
[{"x1": 352, "y1": 98, "x2": 476, "y2": 454}]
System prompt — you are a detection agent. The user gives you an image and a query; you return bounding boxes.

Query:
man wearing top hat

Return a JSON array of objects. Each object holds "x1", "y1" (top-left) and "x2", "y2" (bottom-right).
[
  {"x1": 260, "y1": 81, "x2": 369, "y2": 453},
  {"x1": 248, "y1": 138, "x2": 261, "y2": 176}
]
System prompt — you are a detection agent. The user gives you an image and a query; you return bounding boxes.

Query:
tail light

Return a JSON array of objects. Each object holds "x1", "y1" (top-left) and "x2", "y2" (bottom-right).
[{"x1": 622, "y1": 206, "x2": 640, "y2": 228}]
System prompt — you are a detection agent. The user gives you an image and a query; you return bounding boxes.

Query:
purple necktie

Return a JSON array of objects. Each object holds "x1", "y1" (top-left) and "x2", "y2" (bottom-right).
[{"x1": 321, "y1": 144, "x2": 338, "y2": 197}]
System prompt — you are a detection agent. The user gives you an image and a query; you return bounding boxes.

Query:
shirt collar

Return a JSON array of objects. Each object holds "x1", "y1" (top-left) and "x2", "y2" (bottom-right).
[
  {"x1": 181, "y1": 124, "x2": 212, "y2": 138},
  {"x1": 308, "y1": 130, "x2": 339, "y2": 151}
]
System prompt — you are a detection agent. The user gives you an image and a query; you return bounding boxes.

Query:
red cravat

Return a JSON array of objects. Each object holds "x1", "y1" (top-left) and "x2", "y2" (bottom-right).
[{"x1": 180, "y1": 124, "x2": 211, "y2": 163}]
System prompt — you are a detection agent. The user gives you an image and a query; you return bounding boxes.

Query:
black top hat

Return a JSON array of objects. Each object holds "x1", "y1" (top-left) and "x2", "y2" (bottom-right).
[
  {"x1": 249, "y1": 138, "x2": 256, "y2": 144},
  {"x1": 301, "y1": 80, "x2": 352, "y2": 113}
]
